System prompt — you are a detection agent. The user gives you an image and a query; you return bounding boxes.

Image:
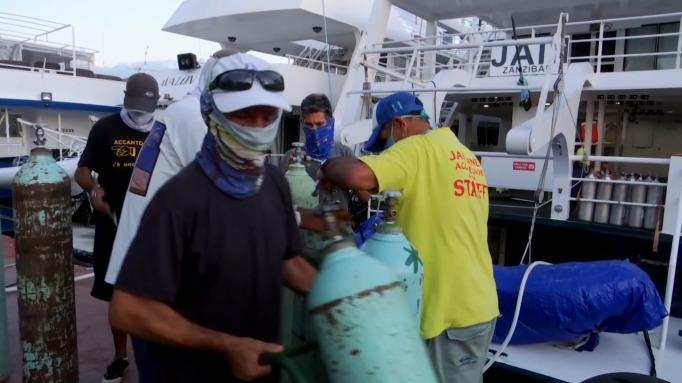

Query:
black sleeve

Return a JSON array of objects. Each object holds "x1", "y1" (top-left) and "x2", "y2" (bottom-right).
[
  {"x1": 78, "y1": 121, "x2": 103, "y2": 172},
  {"x1": 280, "y1": 173, "x2": 303, "y2": 260},
  {"x1": 115, "y1": 194, "x2": 188, "y2": 302}
]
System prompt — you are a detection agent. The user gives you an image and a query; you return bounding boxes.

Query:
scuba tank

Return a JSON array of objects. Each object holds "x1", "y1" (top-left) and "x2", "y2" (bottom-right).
[
  {"x1": 307, "y1": 203, "x2": 438, "y2": 383},
  {"x1": 285, "y1": 142, "x2": 327, "y2": 266},
  {"x1": 359, "y1": 191, "x2": 424, "y2": 329},
  {"x1": 578, "y1": 172, "x2": 597, "y2": 221},
  {"x1": 643, "y1": 175, "x2": 664, "y2": 230},
  {"x1": 281, "y1": 143, "x2": 320, "y2": 370},
  {"x1": 593, "y1": 171, "x2": 613, "y2": 224}
]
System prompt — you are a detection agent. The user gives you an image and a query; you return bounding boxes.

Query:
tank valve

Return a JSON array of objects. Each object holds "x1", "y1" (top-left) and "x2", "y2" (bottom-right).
[
  {"x1": 33, "y1": 124, "x2": 47, "y2": 147},
  {"x1": 316, "y1": 202, "x2": 346, "y2": 243},
  {"x1": 291, "y1": 142, "x2": 304, "y2": 165},
  {"x1": 382, "y1": 190, "x2": 401, "y2": 223}
]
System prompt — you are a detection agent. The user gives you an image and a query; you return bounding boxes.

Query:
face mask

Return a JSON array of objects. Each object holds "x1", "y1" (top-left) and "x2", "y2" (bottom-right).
[
  {"x1": 219, "y1": 117, "x2": 279, "y2": 152},
  {"x1": 128, "y1": 111, "x2": 154, "y2": 125},
  {"x1": 303, "y1": 118, "x2": 334, "y2": 161},
  {"x1": 203, "y1": 90, "x2": 281, "y2": 152},
  {"x1": 384, "y1": 123, "x2": 397, "y2": 151}
]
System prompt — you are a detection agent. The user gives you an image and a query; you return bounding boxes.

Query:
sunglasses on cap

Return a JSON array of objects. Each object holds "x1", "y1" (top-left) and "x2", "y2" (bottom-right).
[{"x1": 208, "y1": 69, "x2": 285, "y2": 93}]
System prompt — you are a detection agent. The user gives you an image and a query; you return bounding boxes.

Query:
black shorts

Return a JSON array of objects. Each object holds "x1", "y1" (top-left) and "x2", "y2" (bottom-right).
[{"x1": 90, "y1": 216, "x2": 117, "y2": 302}]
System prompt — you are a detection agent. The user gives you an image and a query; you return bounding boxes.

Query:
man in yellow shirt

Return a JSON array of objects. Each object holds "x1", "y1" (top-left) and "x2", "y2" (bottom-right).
[{"x1": 319, "y1": 92, "x2": 499, "y2": 383}]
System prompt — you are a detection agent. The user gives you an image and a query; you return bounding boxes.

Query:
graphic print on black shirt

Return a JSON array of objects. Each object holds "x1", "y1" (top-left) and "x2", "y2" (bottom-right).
[
  {"x1": 78, "y1": 113, "x2": 149, "y2": 216},
  {"x1": 115, "y1": 162, "x2": 303, "y2": 383}
]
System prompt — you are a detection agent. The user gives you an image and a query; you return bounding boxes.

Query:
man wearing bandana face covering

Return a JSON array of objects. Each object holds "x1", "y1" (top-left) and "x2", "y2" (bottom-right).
[
  {"x1": 318, "y1": 92, "x2": 499, "y2": 383},
  {"x1": 108, "y1": 53, "x2": 318, "y2": 383},
  {"x1": 280, "y1": 93, "x2": 370, "y2": 211},
  {"x1": 75, "y1": 72, "x2": 160, "y2": 383}
]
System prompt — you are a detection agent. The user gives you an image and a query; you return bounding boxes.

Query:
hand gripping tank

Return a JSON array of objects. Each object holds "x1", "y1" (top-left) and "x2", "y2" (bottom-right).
[
  {"x1": 307, "y1": 204, "x2": 438, "y2": 383},
  {"x1": 359, "y1": 191, "x2": 424, "y2": 329}
]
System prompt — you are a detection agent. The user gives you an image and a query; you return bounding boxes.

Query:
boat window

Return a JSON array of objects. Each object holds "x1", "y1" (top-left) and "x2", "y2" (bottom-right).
[
  {"x1": 624, "y1": 22, "x2": 680, "y2": 71},
  {"x1": 570, "y1": 33, "x2": 592, "y2": 64},
  {"x1": 0, "y1": 114, "x2": 22, "y2": 138},
  {"x1": 476, "y1": 121, "x2": 500, "y2": 147},
  {"x1": 656, "y1": 22, "x2": 680, "y2": 70}
]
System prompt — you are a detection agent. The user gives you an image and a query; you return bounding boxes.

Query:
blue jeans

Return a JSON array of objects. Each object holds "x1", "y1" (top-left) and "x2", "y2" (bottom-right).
[{"x1": 131, "y1": 335, "x2": 160, "y2": 383}]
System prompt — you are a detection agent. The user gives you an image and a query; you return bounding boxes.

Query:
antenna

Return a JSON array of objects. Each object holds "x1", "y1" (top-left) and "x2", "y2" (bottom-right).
[{"x1": 144, "y1": 45, "x2": 149, "y2": 66}]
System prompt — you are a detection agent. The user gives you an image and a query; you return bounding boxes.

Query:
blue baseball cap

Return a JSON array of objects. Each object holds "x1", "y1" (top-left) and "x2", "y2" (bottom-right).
[{"x1": 364, "y1": 92, "x2": 425, "y2": 152}]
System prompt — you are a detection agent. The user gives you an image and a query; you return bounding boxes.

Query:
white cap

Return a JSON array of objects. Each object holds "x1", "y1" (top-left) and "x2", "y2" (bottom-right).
[{"x1": 209, "y1": 53, "x2": 292, "y2": 114}]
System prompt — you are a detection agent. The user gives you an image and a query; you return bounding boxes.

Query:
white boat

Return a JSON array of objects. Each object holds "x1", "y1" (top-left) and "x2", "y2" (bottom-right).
[
  {"x1": 157, "y1": 0, "x2": 682, "y2": 381},
  {"x1": 0, "y1": 12, "x2": 128, "y2": 196},
  {"x1": 4, "y1": 1, "x2": 682, "y2": 380}
]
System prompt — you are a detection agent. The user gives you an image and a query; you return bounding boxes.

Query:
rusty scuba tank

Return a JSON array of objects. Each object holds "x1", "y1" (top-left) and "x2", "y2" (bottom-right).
[
  {"x1": 307, "y1": 203, "x2": 438, "y2": 383},
  {"x1": 359, "y1": 191, "x2": 424, "y2": 329}
]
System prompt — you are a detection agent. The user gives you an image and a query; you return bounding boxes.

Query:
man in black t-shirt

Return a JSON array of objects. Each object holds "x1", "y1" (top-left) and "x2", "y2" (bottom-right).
[
  {"x1": 75, "y1": 72, "x2": 160, "y2": 383},
  {"x1": 109, "y1": 53, "x2": 318, "y2": 383}
]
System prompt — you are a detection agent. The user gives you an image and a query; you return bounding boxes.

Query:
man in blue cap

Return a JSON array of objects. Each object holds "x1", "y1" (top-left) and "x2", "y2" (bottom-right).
[{"x1": 318, "y1": 92, "x2": 499, "y2": 383}]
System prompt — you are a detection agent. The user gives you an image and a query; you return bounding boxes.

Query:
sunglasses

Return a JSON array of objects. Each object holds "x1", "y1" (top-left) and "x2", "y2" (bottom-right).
[{"x1": 208, "y1": 69, "x2": 285, "y2": 93}]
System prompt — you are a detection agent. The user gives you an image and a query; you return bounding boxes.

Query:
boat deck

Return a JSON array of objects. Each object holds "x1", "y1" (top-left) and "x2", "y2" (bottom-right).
[
  {"x1": 489, "y1": 318, "x2": 682, "y2": 382},
  {"x1": 2, "y1": 226, "x2": 140, "y2": 382}
]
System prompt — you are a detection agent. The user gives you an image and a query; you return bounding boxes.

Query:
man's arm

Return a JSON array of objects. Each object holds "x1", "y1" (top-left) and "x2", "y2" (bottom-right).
[
  {"x1": 110, "y1": 290, "x2": 236, "y2": 353},
  {"x1": 321, "y1": 158, "x2": 379, "y2": 193},
  {"x1": 324, "y1": 139, "x2": 420, "y2": 195},
  {"x1": 282, "y1": 256, "x2": 316, "y2": 296},
  {"x1": 75, "y1": 122, "x2": 103, "y2": 193},
  {"x1": 354, "y1": 190, "x2": 372, "y2": 203}
]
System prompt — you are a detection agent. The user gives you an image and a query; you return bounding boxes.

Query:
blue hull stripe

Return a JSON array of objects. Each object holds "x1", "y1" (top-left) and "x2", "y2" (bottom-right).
[{"x1": 0, "y1": 98, "x2": 121, "y2": 113}]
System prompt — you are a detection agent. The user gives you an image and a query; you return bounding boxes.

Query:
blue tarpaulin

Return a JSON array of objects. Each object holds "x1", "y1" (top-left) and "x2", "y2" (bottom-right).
[
  {"x1": 493, "y1": 261, "x2": 668, "y2": 347},
  {"x1": 355, "y1": 217, "x2": 668, "y2": 350}
]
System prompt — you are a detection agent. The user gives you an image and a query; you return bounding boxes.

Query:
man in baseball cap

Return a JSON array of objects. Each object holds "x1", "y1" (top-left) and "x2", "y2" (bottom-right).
[
  {"x1": 318, "y1": 91, "x2": 500, "y2": 383},
  {"x1": 74, "y1": 72, "x2": 160, "y2": 383},
  {"x1": 109, "y1": 53, "x2": 321, "y2": 383}
]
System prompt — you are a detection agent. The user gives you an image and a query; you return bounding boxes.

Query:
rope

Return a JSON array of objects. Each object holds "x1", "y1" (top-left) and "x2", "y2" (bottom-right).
[{"x1": 321, "y1": 0, "x2": 334, "y2": 105}]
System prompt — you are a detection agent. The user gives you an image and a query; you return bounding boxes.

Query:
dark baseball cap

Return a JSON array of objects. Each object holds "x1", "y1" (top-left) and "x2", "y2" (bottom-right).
[{"x1": 124, "y1": 73, "x2": 160, "y2": 113}]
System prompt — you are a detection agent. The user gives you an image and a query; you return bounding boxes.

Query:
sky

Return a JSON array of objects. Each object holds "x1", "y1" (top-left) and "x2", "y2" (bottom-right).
[{"x1": 3, "y1": 0, "x2": 288, "y2": 76}]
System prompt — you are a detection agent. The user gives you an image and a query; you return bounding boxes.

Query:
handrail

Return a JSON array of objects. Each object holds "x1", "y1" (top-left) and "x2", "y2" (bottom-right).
[
  {"x1": 385, "y1": 11, "x2": 682, "y2": 48},
  {"x1": 0, "y1": 12, "x2": 97, "y2": 74}
]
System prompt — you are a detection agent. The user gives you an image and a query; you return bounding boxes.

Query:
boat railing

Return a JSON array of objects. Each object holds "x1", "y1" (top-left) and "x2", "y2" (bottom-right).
[
  {"x1": 17, "y1": 118, "x2": 87, "y2": 159},
  {"x1": 0, "y1": 12, "x2": 98, "y2": 76},
  {"x1": 285, "y1": 54, "x2": 348, "y2": 75},
  {"x1": 376, "y1": 11, "x2": 682, "y2": 80}
]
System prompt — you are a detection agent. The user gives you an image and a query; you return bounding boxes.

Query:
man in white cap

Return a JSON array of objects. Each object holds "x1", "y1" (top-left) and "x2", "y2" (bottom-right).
[
  {"x1": 74, "y1": 72, "x2": 160, "y2": 383},
  {"x1": 103, "y1": 49, "x2": 232, "y2": 383},
  {"x1": 108, "y1": 53, "x2": 319, "y2": 383},
  {"x1": 106, "y1": 50, "x2": 346, "y2": 382}
]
